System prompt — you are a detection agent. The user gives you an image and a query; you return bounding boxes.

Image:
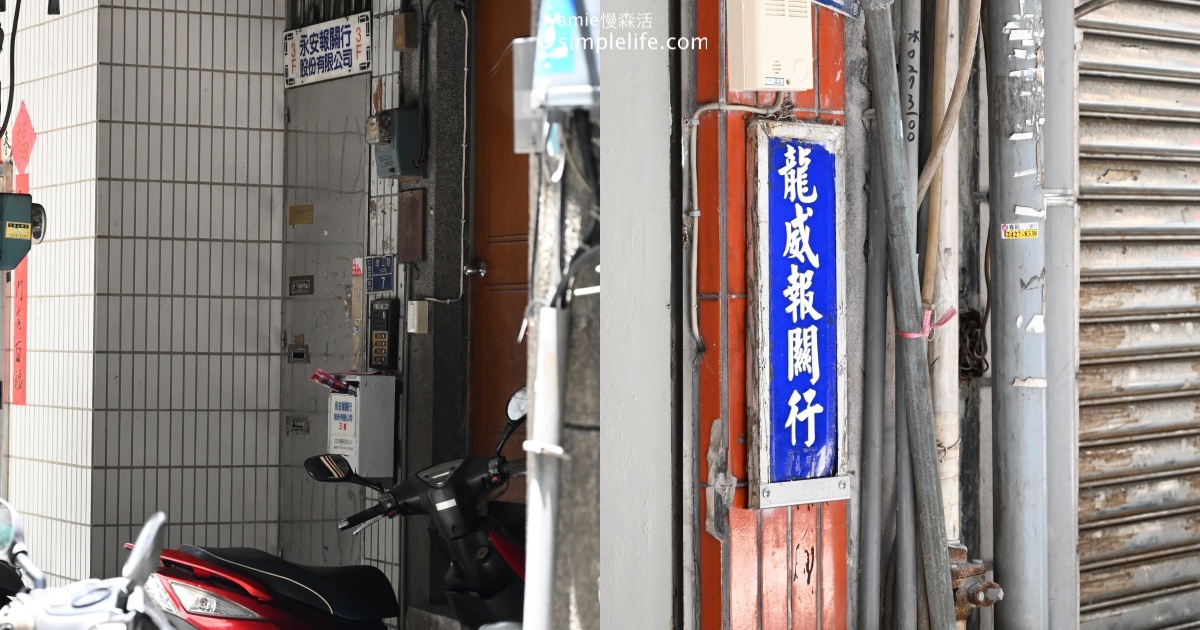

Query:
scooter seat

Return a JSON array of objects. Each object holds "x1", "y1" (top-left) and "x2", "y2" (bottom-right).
[{"x1": 180, "y1": 546, "x2": 400, "y2": 621}]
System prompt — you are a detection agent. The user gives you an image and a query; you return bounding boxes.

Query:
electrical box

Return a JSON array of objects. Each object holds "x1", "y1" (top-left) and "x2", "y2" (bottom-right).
[
  {"x1": 367, "y1": 108, "x2": 424, "y2": 180},
  {"x1": 0, "y1": 194, "x2": 33, "y2": 271},
  {"x1": 406, "y1": 300, "x2": 429, "y2": 334},
  {"x1": 328, "y1": 374, "x2": 397, "y2": 481},
  {"x1": 512, "y1": 37, "x2": 539, "y2": 154},
  {"x1": 393, "y1": 12, "x2": 419, "y2": 51},
  {"x1": 727, "y1": 0, "x2": 815, "y2": 91},
  {"x1": 368, "y1": 299, "x2": 400, "y2": 371}
]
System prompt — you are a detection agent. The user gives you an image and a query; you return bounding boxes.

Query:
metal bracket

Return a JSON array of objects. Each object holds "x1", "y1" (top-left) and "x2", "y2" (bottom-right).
[
  {"x1": 523, "y1": 439, "x2": 571, "y2": 460},
  {"x1": 751, "y1": 475, "x2": 854, "y2": 509}
]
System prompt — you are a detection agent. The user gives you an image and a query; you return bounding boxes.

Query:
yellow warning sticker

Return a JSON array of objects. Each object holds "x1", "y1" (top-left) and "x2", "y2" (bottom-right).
[
  {"x1": 1000, "y1": 222, "x2": 1039, "y2": 240},
  {"x1": 5, "y1": 221, "x2": 31, "y2": 240}
]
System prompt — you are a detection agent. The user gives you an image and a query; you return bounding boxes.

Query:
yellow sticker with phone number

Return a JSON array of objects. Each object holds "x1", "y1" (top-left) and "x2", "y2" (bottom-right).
[
  {"x1": 1001, "y1": 222, "x2": 1039, "y2": 240},
  {"x1": 5, "y1": 222, "x2": 30, "y2": 240}
]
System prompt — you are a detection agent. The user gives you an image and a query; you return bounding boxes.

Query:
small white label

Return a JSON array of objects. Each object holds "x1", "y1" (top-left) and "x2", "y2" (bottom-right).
[
  {"x1": 435, "y1": 498, "x2": 457, "y2": 511},
  {"x1": 764, "y1": 77, "x2": 786, "y2": 87}
]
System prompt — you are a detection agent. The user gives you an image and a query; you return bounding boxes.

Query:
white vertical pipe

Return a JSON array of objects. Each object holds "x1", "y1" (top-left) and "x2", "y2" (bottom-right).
[
  {"x1": 523, "y1": 306, "x2": 566, "y2": 630},
  {"x1": 931, "y1": 0, "x2": 962, "y2": 545}
]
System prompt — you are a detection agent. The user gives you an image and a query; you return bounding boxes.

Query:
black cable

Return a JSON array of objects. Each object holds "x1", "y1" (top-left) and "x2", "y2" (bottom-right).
[{"x1": 0, "y1": 0, "x2": 22, "y2": 141}]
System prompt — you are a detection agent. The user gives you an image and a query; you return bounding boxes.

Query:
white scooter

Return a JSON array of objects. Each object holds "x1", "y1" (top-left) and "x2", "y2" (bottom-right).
[{"x1": 0, "y1": 498, "x2": 173, "y2": 629}]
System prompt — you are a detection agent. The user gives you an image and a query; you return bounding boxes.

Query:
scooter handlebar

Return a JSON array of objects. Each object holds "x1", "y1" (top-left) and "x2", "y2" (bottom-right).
[{"x1": 337, "y1": 500, "x2": 389, "y2": 531}]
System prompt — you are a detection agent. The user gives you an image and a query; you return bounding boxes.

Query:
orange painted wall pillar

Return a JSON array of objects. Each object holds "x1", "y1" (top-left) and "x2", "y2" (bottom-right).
[{"x1": 690, "y1": 3, "x2": 864, "y2": 628}]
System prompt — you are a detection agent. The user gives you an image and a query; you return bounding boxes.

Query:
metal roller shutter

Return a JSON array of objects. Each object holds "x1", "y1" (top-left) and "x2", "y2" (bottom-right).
[{"x1": 1077, "y1": 2, "x2": 1200, "y2": 628}]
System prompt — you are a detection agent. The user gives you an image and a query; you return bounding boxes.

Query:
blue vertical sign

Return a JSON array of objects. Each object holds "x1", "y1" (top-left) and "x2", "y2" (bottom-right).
[{"x1": 766, "y1": 135, "x2": 839, "y2": 483}]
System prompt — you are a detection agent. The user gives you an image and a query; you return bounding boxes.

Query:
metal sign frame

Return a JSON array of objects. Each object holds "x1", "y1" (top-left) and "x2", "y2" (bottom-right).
[{"x1": 749, "y1": 120, "x2": 851, "y2": 509}]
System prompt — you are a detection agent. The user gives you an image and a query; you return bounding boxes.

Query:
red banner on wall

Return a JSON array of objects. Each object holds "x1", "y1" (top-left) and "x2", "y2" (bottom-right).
[
  {"x1": 7, "y1": 101, "x2": 34, "y2": 407},
  {"x1": 11, "y1": 256, "x2": 26, "y2": 406}
]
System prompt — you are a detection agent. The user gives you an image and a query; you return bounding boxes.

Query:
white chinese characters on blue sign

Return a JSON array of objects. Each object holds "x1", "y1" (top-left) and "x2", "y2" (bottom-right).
[
  {"x1": 284, "y1": 12, "x2": 372, "y2": 88},
  {"x1": 768, "y1": 136, "x2": 838, "y2": 482}
]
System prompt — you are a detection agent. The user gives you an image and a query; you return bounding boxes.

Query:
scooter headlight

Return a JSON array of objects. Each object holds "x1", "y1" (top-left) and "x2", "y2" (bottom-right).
[
  {"x1": 167, "y1": 581, "x2": 262, "y2": 619},
  {"x1": 142, "y1": 575, "x2": 180, "y2": 617}
]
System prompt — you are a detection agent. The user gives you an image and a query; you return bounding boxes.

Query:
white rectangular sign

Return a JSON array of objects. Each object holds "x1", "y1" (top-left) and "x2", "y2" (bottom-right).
[
  {"x1": 283, "y1": 12, "x2": 372, "y2": 88},
  {"x1": 329, "y1": 393, "x2": 358, "y2": 470}
]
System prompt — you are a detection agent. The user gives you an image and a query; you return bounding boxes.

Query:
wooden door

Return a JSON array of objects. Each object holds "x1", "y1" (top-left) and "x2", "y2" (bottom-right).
[{"x1": 469, "y1": 1, "x2": 531, "y2": 478}]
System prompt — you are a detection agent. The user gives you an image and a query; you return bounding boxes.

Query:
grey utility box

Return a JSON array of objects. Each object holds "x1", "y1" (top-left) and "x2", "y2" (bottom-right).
[{"x1": 327, "y1": 374, "x2": 398, "y2": 481}]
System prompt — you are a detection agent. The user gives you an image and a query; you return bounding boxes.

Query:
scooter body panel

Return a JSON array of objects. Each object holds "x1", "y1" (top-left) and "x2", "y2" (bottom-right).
[{"x1": 152, "y1": 566, "x2": 386, "y2": 630}]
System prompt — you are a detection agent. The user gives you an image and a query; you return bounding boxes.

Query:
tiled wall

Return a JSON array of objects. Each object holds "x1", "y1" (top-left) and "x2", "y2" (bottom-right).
[
  {"x1": 4, "y1": 1, "x2": 101, "y2": 586},
  {"x1": 691, "y1": 3, "x2": 854, "y2": 627},
  {"x1": 91, "y1": 0, "x2": 286, "y2": 577},
  {"x1": 4, "y1": 0, "x2": 286, "y2": 583}
]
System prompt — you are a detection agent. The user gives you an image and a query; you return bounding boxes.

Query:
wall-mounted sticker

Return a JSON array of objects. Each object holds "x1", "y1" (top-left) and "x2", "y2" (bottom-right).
[
  {"x1": 5, "y1": 222, "x2": 30, "y2": 241},
  {"x1": 329, "y1": 393, "x2": 359, "y2": 469},
  {"x1": 1000, "y1": 222, "x2": 1039, "y2": 240},
  {"x1": 288, "y1": 204, "x2": 315, "y2": 225},
  {"x1": 365, "y1": 255, "x2": 395, "y2": 293},
  {"x1": 751, "y1": 122, "x2": 850, "y2": 509},
  {"x1": 10, "y1": 102, "x2": 36, "y2": 175},
  {"x1": 284, "y1": 12, "x2": 372, "y2": 88}
]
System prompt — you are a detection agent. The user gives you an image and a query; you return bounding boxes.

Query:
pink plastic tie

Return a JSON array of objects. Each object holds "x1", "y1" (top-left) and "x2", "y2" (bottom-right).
[{"x1": 897, "y1": 306, "x2": 958, "y2": 340}]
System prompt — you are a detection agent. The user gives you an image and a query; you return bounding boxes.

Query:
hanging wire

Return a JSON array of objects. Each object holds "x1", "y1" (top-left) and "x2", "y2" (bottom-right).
[{"x1": 0, "y1": 0, "x2": 23, "y2": 141}]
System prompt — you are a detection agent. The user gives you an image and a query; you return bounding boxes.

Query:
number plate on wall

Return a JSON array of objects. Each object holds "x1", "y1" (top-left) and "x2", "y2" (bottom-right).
[{"x1": 750, "y1": 122, "x2": 851, "y2": 509}]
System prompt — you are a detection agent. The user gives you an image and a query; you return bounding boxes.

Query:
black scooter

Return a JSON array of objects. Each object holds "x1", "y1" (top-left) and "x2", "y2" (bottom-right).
[{"x1": 304, "y1": 387, "x2": 529, "y2": 629}]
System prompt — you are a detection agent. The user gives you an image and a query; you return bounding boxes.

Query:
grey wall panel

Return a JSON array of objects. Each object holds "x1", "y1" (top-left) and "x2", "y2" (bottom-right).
[
  {"x1": 280, "y1": 75, "x2": 370, "y2": 567},
  {"x1": 1079, "y1": 3, "x2": 1200, "y2": 624}
]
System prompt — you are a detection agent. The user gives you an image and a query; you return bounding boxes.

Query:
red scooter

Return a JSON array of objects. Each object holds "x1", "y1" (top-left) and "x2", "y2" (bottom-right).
[{"x1": 138, "y1": 389, "x2": 529, "y2": 629}]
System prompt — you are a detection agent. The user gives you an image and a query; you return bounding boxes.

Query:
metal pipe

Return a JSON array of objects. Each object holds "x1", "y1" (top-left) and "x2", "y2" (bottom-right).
[
  {"x1": 985, "y1": 0, "x2": 1051, "y2": 626},
  {"x1": 923, "y1": 0, "x2": 950, "y2": 308},
  {"x1": 893, "y1": 363, "x2": 918, "y2": 630},
  {"x1": 857, "y1": 142, "x2": 891, "y2": 630},
  {"x1": 522, "y1": 305, "x2": 569, "y2": 630},
  {"x1": 901, "y1": 0, "x2": 922, "y2": 188},
  {"x1": 916, "y1": 0, "x2": 982, "y2": 209},
  {"x1": 1043, "y1": 1, "x2": 1080, "y2": 628},
  {"x1": 926, "y1": 0, "x2": 963, "y2": 560},
  {"x1": 686, "y1": 103, "x2": 775, "y2": 349},
  {"x1": 863, "y1": 2, "x2": 957, "y2": 628}
]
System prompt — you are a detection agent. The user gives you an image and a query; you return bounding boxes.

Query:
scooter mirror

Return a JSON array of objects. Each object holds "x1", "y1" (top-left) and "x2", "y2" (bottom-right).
[
  {"x1": 122, "y1": 512, "x2": 168, "y2": 587},
  {"x1": 506, "y1": 387, "x2": 528, "y2": 422},
  {"x1": 0, "y1": 499, "x2": 16, "y2": 556},
  {"x1": 304, "y1": 454, "x2": 355, "y2": 483}
]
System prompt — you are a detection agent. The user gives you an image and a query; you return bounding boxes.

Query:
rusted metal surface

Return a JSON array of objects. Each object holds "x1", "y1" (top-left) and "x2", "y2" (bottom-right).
[
  {"x1": 1081, "y1": 585, "x2": 1200, "y2": 630},
  {"x1": 1078, "y1": 358, "x2": 1200, "y2": 405},
  {"x1": 1081, "y1": 35, "x2": 1200, "y2": 83},
  {"x1": 1080, "y1": 398, "x2": 1200, "y2": 441},
  {"x1": 1080, "y1": 320, "x2": 1200, "y2": 362},
  {"x1": 1080, "y1": 203, "x2": 1200, "y2": 237},
  {"x1": 1078, "y1": 3, "x2": 1200, "y2": 626},
  {"x1": 947, "y1": 544, "x2": 1002, "y2": 621},
  {"x1": 1081, "y1": 79, "x2": 1200, "y2": 122},
  {"x1": 1078, "y1": 0, "x2": 1200, "y2": 42},
  {"x1": 1080, "y1": 505, "x2": 1200, "y2": 568},
  {"x1": 1080, "y1": 279, "x2": 1200, "y2": 324}
]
